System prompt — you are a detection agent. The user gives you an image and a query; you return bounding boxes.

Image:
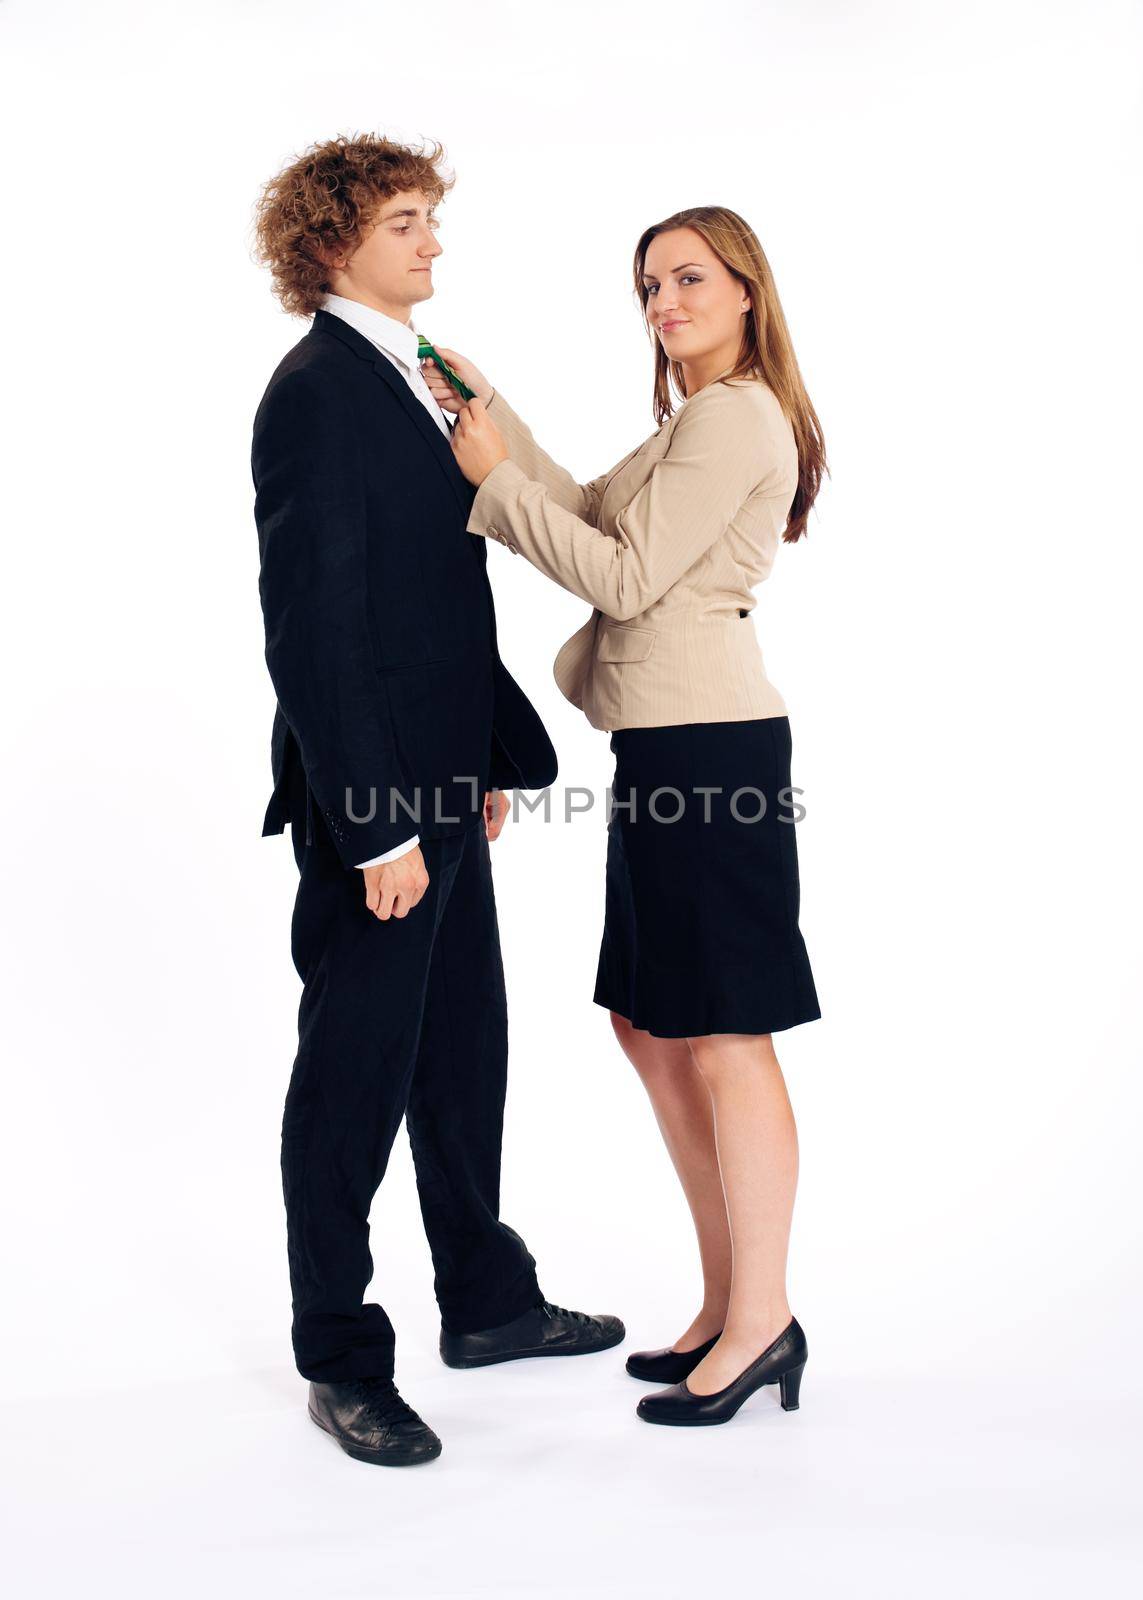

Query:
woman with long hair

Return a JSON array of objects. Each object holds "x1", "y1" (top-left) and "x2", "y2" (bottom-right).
[{"x1": 425, "y1": 206, "x2": 825, "y2": 1427}]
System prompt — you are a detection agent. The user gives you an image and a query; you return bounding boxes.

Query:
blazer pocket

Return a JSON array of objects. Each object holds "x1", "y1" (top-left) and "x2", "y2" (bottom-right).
[{"x1": 595, "y1": 621, "x2": 657, "y2": 663}]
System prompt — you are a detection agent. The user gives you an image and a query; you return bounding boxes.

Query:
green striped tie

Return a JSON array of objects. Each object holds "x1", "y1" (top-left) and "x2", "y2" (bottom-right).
[{"x1": 417, "y1": 336, "x2": 476, "y2": 401}]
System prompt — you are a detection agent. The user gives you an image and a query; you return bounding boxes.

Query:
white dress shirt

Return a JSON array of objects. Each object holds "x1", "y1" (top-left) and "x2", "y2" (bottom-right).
[{"x1": 320, "y1": 292, "x2": 453, "y2": 869}]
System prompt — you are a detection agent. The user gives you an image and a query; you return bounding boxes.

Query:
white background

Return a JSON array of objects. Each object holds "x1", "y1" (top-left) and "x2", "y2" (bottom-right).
[{"x1": 2, "y1": 0, "x2": 1141, "y2": 1594}]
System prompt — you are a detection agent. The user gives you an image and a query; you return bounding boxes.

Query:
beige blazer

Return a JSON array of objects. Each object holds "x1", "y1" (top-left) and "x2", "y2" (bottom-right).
[{"x1": 466, "y1": 377, "x2": 799, "y2": 731}]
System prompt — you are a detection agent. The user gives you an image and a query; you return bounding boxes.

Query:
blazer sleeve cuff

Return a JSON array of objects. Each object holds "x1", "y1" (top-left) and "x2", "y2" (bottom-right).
[{"x1": 466, "y1": 457, "x2": 532, "y2": 540}]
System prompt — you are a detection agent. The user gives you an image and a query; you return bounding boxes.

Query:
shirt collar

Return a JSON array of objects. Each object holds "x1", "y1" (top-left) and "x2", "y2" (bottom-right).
[{"x1": 321, "y1": 293, "x2": 421, "y2": 373}]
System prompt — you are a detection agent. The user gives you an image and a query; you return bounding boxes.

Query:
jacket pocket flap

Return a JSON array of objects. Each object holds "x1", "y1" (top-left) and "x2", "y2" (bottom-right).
[{"x1": 595, "y1": 622, "x2": 657, "y2": 663}]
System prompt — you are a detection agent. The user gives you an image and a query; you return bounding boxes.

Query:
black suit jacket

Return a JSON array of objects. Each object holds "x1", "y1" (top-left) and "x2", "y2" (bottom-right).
[{"x1": 251, "y1": 308, "x2": 557, "y2": 869}]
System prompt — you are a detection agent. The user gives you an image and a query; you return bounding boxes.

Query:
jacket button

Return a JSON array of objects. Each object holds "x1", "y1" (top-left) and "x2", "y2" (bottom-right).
[{"x1": 508, "y1": 541, "x2": 519, "y2": 554}]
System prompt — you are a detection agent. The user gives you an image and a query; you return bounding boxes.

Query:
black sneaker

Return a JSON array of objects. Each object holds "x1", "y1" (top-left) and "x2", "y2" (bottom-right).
[
  {"x1": 307, "y1": 1377, "x2": 443, "y2": 1466},
  {"x1": 440, "y1": 1299, "x2": 625, "y2": 1368}
]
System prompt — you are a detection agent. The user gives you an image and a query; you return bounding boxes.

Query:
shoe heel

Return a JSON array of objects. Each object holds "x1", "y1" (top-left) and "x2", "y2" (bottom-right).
[{"x1": 778, "y1": 1361, "x2": 805, "y2": 1411}]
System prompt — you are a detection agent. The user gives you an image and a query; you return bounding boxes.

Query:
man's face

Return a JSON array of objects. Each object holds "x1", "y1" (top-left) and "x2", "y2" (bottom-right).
[{"x1": 330, "y1": 188, "x2": 442, "y2": 322}]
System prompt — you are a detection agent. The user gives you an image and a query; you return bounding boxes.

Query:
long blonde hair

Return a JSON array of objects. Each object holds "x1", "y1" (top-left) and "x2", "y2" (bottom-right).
[{"x1": 632, "y1": 206, "x2": 827, "y2": 542}]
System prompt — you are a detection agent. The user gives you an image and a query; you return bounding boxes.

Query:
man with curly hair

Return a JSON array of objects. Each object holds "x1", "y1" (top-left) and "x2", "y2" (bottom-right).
[{"x1": 250, "y1": 134, "x2": 624, "y2": 1468}]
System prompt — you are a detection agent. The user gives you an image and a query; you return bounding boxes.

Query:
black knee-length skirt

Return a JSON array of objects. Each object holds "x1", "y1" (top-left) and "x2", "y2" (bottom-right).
[{"x1": 592, "y1": 716, "x2": 821, "y2": 1039}]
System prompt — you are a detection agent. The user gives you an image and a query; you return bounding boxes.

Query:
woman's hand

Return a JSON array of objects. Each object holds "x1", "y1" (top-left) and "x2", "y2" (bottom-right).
[
  {"x1": 419, "y1": 346, "x2": 494, "y2": 414},
  {"x1": 450, "y1": 395, "x2": 510, "y2": 487}
]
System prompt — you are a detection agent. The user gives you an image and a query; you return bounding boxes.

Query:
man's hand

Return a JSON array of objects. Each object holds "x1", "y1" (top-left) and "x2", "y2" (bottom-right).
[
  {"x1": 419, "y1": 347, "x2": 494, "y2": 413},
  {"x1": 449, "y1": 395, "x2": 510, "y2": 487},
  {"x1": 484, "y1": 789, "x2": 510, "y2": 842},
  {"x1": 361, "y1": 845, "x2": 430, "y2": 921}
]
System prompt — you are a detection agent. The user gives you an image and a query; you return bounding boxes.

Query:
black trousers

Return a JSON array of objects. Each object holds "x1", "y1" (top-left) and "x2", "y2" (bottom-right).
[{"x1": 282, "y1": 783, "x2": 542, "y2": 1382}]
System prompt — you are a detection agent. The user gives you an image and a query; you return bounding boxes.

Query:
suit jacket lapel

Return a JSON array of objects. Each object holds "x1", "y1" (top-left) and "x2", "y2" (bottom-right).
[{"x1": 311, "y1": 308, "x2": 473, "y2": 519}]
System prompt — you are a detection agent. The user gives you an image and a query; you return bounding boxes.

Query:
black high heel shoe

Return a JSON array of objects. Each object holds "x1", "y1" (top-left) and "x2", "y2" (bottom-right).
[
  {"x1": 625, "y1": 1330, "x2": 723, "y2": 1384},
  {"x1": 635, "y1": 1318, "x2": 807, "y2": 1426}
]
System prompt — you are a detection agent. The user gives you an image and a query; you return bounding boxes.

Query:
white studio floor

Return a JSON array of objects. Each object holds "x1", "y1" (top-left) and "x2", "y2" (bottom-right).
[{"x1": 4, "y1": 1325, "x2": 1140, "y2": 1598}]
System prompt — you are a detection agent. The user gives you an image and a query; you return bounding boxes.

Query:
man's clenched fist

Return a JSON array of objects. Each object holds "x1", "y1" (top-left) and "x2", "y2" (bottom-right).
[{"x1": 361, "y1": 845, "x2": 430, "y2": 921}]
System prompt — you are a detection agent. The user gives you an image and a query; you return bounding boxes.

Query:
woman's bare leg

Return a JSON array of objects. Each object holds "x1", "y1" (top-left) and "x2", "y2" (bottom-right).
[
  {"x1": 682, "y1": 1032, "x2": 799, "y2": 1394},
  {"x1": 610, "y1": 1011, "x2": 731, "y2": 1348}
]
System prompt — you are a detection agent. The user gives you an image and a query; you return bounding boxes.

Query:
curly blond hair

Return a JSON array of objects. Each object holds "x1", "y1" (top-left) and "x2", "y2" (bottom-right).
[{"x1": 251, "y1": 132, "x2": 455, "y2": 317}]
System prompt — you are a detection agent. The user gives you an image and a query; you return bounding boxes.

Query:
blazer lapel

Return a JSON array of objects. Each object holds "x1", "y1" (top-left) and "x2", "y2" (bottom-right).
[{"x1": 311, "y1": 308, "x2": 472, "y2": 518}]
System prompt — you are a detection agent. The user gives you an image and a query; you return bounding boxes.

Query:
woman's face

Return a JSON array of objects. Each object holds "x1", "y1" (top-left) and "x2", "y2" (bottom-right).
[{"x1": 641, "y1": 227, "x2": 750, "y2": 364}]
